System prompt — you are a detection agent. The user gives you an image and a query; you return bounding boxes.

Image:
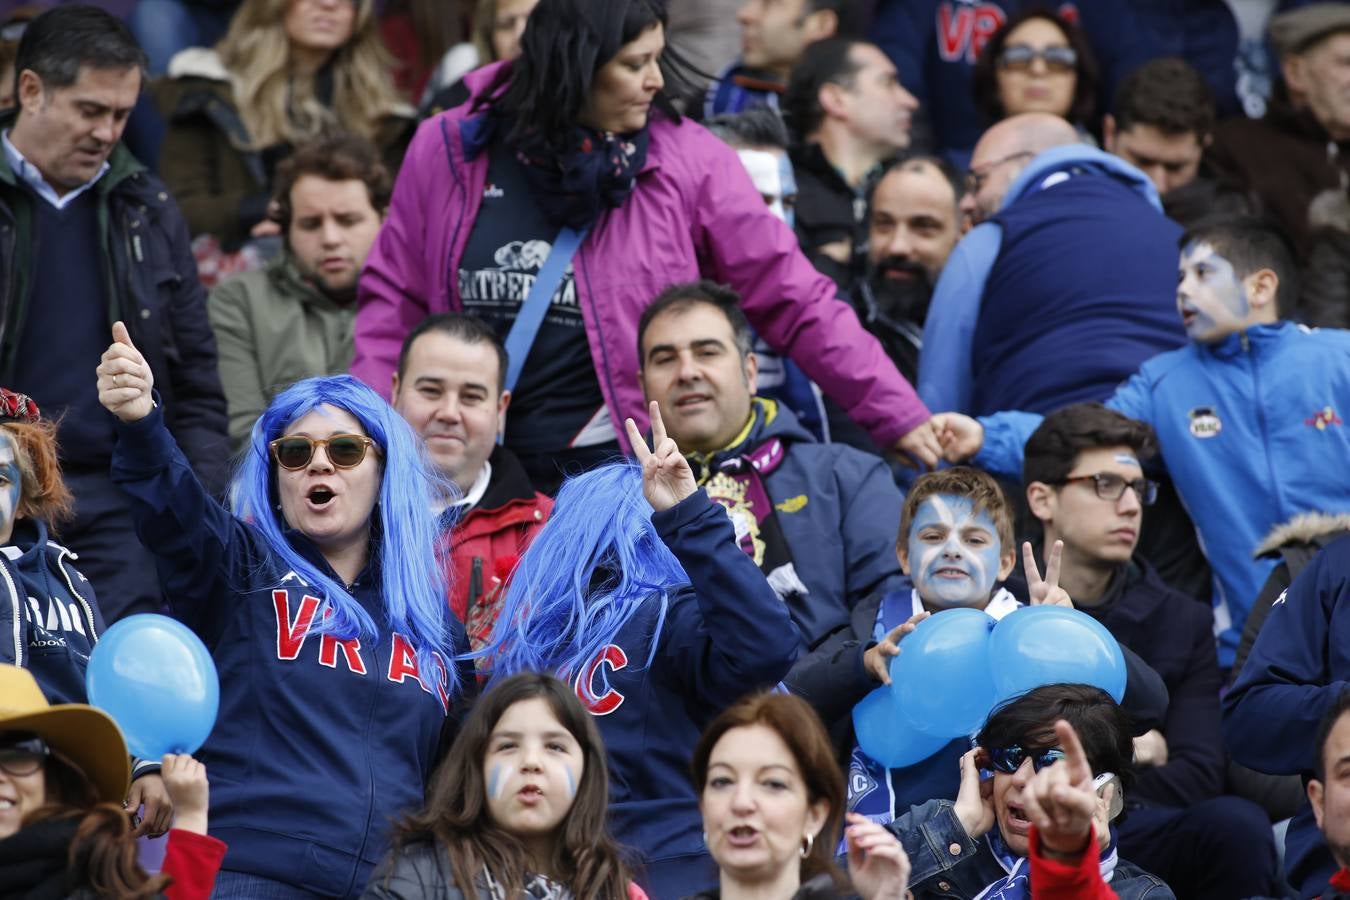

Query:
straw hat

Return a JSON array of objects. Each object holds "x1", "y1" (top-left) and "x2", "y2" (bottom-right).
[{"x1": 0, "y1": 665, "x2": 130, "y2": 804}]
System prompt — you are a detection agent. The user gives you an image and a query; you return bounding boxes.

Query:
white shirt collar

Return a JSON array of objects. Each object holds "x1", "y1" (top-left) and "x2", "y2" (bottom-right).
[
  {"x1": 2, "y1": 128, "x2": 110, "y2": 209},
  {"x1": 444, "y1": 459, "x2": 492, "y2": 512}
]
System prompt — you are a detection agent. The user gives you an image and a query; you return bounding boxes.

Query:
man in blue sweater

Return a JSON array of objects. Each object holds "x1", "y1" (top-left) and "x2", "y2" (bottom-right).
[{"x1": 918, "y1": 113, "x2": 1185, "y2": 418}]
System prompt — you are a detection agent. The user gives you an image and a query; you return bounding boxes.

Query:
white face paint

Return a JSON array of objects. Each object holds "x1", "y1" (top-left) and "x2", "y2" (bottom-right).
[
  {"x1": 905, "y1": 494, "x2": 1003, "y2": 609},
  {"x1": 0, "y1": 443, "x2": 21, "y2": 544},
  {"x1": 737, "y1": 148, "x2": 798, "y2": 227},
  {"x1": 1176, "y1": 242, "x2": 1251, "y2": 343}
]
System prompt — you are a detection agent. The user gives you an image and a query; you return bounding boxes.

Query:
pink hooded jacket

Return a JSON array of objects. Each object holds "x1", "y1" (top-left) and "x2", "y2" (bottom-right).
[{"x1": 351, "y1": 63, "x2": 929, "y2": 450}]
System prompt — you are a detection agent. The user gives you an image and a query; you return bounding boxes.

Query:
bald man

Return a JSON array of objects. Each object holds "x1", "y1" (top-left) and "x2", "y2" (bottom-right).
[{"x1": 917, "y1": 113, "x2": 1186, "y2": 417}]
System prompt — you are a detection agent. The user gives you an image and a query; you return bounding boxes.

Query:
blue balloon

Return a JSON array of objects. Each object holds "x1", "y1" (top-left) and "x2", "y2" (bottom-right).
[
  {"x1": 893, "y1": 607, "x2": 998, "y2": 738},
  {"x1": 86, "y1": 614, "x2": 220, "y2": 759},
  {"x1": 852, "y1": 686, "x2": 950, "y2": 769},
  {"x1": 988, "y1": 606, "x2": 1127, "y2": 703}
]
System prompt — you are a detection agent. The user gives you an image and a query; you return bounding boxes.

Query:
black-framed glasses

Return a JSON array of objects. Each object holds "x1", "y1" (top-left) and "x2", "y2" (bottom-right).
[
  {"x1": 269, "y1": 434, "x2": 378, "y2": 470},
  {"x1": 988, "y1": 744, "x2": 1066, "y2": 774},
  {"x1": 998, "y1": 44, "x2": 1078, "y2": 73},
  {"x1": 1058, "y1": 472, "x2": 1158, "y2": 506},
  {"x1": 967, "y1": 150, "x2": 1034, "y2": 194},
  {"x1": 0, "y1": 733, "x2": 49, "y2": 777}
]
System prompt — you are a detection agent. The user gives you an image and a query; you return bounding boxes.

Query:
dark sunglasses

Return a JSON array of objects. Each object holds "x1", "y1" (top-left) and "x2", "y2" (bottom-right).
[
  {"x1": 999, "y1": 44, "x2": 1078, "y2": 73},
  {"x1": 987, "y1": 744, "x2": 1066, "y2": 774},
  {"x1": 1058, "y1": 472, "x2": 1158, "y2": 506},
  {"x1": 269, "y1": 434, "x2": 378, "y2": 470},
  {"x1": 0, "y1": 732, "x2": 49, "y2": 777}
]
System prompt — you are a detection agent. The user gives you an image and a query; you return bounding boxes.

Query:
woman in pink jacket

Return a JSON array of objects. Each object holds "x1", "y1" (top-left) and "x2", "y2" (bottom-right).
[{"x1": 352, "y1": 0, "x2": 937, "y2": 492}]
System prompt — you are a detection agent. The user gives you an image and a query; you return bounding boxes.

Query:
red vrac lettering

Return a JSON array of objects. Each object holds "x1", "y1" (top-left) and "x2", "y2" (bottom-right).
[
  {"x1": 319, "y1": 614, "x2": 368, "y2": 675},
  {"x1": 274, "y1": 591, "x2": 320, "y2": 660},
  {"x1": 574, "y1": 644, "x2": 629, "y2": 716},
  {"x1": 387, "y1": 633, "x2": 449, "y2": 711}
]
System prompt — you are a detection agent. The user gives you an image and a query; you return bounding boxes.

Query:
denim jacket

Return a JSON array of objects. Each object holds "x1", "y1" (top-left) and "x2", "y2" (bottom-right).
[{"x1": 886, "y1": 800, "x2": 1174, "y2": 899}]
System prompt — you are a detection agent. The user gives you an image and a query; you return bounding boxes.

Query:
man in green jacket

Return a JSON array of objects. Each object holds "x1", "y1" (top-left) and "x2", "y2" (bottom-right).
[{"x1": 209, "y1": 133, "x2": 390, "y2": 450}]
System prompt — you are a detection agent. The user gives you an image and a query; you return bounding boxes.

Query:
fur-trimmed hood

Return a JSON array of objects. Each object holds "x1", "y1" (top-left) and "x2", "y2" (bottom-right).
[{"x1": 1254, "y1": 512, "x2": 1350, "y2": 558}]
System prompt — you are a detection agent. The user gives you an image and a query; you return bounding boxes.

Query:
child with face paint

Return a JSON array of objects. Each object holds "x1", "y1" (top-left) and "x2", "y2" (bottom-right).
[
  {"x1": 0, "y1": 388, "x2": 176, "y2": 835},
  {"x1": 366, "y1": 673, "x2": 645, "y2": 900}
]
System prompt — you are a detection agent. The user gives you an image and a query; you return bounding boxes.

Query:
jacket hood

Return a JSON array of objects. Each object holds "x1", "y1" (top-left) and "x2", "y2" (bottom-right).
[
  {"x1": 1001, "y1": 144, "x2": 1163, "y2": 214},
  {"x1": 1254, "y1": 512, "x2": 1350, "y2": 558}
]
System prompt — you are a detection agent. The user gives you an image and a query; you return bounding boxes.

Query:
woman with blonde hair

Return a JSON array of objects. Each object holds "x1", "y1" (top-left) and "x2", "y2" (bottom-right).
[{"x1": 155, "y1": 0, "x2": 414, "y2": 250}]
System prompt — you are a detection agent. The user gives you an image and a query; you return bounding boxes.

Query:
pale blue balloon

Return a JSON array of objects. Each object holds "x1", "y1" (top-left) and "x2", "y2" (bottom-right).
[
  {"x1": 989, "y1": 605, "x2": 1127, "y2": 703},
  {"x1": 893, "y1": 607, "x2": 998, "y2": 738},
  {"x1": 853, "y1": 686, "x2": 951, "y2": 769},
  {"x1": 86, "y1": 614, "x2": 220, "y2": 759}
]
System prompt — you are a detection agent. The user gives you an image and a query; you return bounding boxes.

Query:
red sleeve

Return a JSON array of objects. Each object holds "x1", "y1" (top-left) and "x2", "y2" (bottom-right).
[
  {"x1": 627, "y1": 883, "x2": 650, "y2": 900},
  {"x1": 1028, "y1": 824, "x2": 1118, "y2": 900},
  {"x1": 161, "y1": 829, "x2": 228, "y2": 900}
]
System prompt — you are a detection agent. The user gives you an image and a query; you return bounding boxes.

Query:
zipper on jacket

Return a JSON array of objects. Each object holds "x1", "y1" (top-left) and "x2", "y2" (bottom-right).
[
  {"x1": 1, "y1": 554, "x2": 21, "y2": 667},
  {"x1": 55, "y1": 546, "x2": 100, "y2": 643},
  {"x1": 1247, "y1": 333, "x2": 1285, "y2": 514},
  {"x1": 470, "y1": 557, "x2": 483, "y2": 606}
]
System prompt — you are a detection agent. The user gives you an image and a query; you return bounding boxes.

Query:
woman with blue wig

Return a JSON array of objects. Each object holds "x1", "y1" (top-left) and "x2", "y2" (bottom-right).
[
  {"x1": 481, "y1": 401, "x2": 803, "y2": 895},
  {"x1": 96, "y1": 321, "x2": 467, "y2": 900}
]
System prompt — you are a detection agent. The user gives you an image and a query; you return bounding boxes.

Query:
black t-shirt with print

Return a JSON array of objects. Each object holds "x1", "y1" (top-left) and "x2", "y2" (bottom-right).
[{"x1": 458, "y1": 143, "x2": 615, "y2": 454}]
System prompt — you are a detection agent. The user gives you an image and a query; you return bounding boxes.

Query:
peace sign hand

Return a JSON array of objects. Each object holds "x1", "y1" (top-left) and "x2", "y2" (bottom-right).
[
  {"x1": 1024, "y1": 540, "x2": 1073, "y2": 607},
  {"x1": 625, "y1": 401, "x2": 698, "y2": 513},
  {"x1": 1022, "y1": 719, "x2": 1099, "y2": 857}
]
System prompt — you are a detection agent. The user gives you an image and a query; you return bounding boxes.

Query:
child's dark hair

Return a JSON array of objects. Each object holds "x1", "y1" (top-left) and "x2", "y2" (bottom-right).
[
  {"x1": 388, "y1": 673, "x2": 631, "y2": 899},
  {"x1": 1179, "y1": 216, "x2": 1298, "y2": 315},
  {"x1": 899, "y1": 466, "x2": 1014, "y2": 554},
  {"x1": 1314, "y1": 688, "x2": 1350, "y2": 781}
]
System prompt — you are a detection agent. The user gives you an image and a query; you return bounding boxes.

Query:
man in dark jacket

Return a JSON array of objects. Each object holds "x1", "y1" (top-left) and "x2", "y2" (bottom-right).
[
  {"x1": 0, "y1": 6, "x2": 227, "y2": 623},
  {"x1": 1224, "y1": 534, "x2": 1350, "y2": 899},
  {"x1": 636, "y1": 280, "x2": 907, "y2": 654},
  {"x1": 391, "y1": 313, "x2": 551, "y2": 651},
  {"x1": 1021, "y1": 402, "x2": 1279, "y2": 899},
  {"x1": 1207, "y1": 4, "x2": 1350, "y2": 262},
  {"x1": 783, "y1": 37, "x2": 919, "y2": 289}
]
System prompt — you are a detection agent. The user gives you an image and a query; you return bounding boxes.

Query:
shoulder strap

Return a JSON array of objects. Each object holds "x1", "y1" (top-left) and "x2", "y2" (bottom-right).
[{"x1": 502, "y1": 225, "x2": 590, "y2": 393}]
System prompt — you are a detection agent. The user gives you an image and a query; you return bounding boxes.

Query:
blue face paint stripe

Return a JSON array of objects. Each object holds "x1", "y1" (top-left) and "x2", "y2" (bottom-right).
[
  {"x1": 564, "y1": 766, "x2": 576, "y2": 799},
  {"x1": 906, "y1": 493, "x2": 1003, "y2": 609},
  {"x1": 488, "y1": 764, "x2": 504, "y2": 801}
]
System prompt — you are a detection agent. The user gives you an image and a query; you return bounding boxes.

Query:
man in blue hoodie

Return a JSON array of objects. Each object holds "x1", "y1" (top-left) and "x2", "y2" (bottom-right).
[{"x1": 917, "y1": 113, "x2": 1186, "y2": 418}]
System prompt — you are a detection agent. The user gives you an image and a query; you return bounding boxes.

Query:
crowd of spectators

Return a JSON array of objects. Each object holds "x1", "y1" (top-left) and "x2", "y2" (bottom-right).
[{"x1": 4, "y1": 0, "x2": 1350, "y2": 898}]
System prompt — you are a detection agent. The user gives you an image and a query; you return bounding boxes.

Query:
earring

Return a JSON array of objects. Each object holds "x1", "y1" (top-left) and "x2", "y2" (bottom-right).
[{"x1": 800, "y1": 832, "x2": 814, "y2": 859}]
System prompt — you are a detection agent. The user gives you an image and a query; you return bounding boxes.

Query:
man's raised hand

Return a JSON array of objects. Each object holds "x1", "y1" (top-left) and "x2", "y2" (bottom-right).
[
  {"x1": 1022, "y1": 719, "x2": 1099, "y2": 858},
  {"x1": 97, "y1": 321, "x2": 155, "y2": 423},
  {"x1": 624, "y1": 401, "x2": 697, "y2": 513}
]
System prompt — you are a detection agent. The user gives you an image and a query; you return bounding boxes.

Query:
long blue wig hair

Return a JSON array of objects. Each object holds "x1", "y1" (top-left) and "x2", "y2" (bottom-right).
[
  {"x1": 481, "y1": 462, "x2": 688, "y2": 684},
  {"x1": 232, "y1": 375, "x2": 458, "y2": 695}
]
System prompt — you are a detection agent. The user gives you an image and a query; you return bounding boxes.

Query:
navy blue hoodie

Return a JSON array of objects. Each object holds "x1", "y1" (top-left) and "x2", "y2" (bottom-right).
[
  {"x1": 110, "y1": 407, "x2": 463, "y2": 899},
  {"x1": 577, "y1": 489, "x2": 804, "y2": 898},
  {"x1": 1223, "y1": 535, "x2": 1350, "y2": 898}
]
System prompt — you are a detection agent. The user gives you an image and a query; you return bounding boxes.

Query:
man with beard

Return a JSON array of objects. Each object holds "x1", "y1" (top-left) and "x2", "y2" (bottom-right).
[
  {"x1": 210, "y1": 133, "x2": 388, "y2": 450},
  {"x1": 851, "y1": 156, "x2": 963, "y2": 384},
  {"x1": 918, "y1": 113, "x2": 1185, "y2": 417}
]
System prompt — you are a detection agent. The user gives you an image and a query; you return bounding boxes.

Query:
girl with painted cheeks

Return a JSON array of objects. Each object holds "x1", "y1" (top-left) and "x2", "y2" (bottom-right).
[{"x1": 365, "y1": 672, "x2": 645, "y2": 900}]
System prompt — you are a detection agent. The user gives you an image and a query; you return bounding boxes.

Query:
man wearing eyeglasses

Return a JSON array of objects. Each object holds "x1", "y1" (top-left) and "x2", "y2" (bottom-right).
[{"x1": 1020, "y1": 402, "x2": 1280, "y2": 899}]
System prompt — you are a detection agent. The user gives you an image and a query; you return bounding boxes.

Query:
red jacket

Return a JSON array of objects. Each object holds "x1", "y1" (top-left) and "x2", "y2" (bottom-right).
[{"x1": 441, "y1": 447, "x2": 552, "y2": 649}]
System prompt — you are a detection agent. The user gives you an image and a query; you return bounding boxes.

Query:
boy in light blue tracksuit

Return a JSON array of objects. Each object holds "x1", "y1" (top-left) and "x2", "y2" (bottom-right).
[{"x1": 939, "y1": 218, "x2": 1350, "y2": 668}]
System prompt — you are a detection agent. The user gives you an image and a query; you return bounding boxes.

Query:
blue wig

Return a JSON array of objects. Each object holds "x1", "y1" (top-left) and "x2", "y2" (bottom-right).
[
  {"x1": 232, "y1": 375, "x2": 458, "y2": 695},
  {"x1": 482, "y1": 462, "x2": 688, "y2": 684}
]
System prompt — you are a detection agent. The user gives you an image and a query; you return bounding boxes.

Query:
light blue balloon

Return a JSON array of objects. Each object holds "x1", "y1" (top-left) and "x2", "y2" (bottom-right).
[
  {"x1": 86, "y1": 614, "x2": 220, "y2": 759},
  {"x1": 893, "y1": 607, "x2": 998, "y2": 738},
  {"x1": 989, "y1": 605, "x2": 1127, "y2": 703},
  {"x1": 853, "y1": 686, "x2": 951, "y2": 769}
]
